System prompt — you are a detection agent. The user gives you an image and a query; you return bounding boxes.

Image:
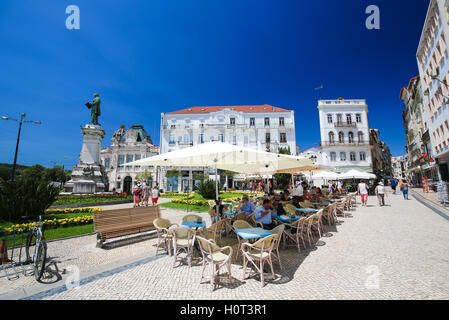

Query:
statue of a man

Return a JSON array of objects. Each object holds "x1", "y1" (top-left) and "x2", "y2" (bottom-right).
[{"x1": 85, "y1": 93, "x2": 101, "y2": 125}]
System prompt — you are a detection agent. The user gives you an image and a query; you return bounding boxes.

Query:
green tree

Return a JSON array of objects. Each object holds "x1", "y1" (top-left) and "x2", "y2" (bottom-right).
[
  {"x1": 274, "y1": 146, "x2": 293, "y2": 189},
  {"x1": 135, "y1": 169, "x2": 152, "y2": 182},
  {"x1": 166, "y1": 170, "x2": 181, "y2": 178},
  {"x1": 197, "y1": 179, "x2": 221, "y2": 199}
]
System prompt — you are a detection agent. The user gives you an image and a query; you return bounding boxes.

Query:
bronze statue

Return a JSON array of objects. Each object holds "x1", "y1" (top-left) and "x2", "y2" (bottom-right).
[{"x1": 85, "y1": 93, "x2": 101, "y2": 125}]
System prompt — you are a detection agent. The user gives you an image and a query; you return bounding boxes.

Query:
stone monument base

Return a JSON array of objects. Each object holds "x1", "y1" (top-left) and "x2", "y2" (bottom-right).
[{"x1": 64, "y1": 124, "x2": 107, "y2": 194}]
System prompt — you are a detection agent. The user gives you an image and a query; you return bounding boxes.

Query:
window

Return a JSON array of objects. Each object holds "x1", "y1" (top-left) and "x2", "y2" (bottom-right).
[
  {"x1": 348, "y1": 132, "x2": 354, "y2": 143},
  {"x1": 104, "y1": 158, "x2": 110, "y2": 169},
  {"x1": 199, "y1": 134, "x2": 204, "y2": 144},
  {"x1": 233, "y1": 136, "x2": 237, "y2": 145},
  {"x1": 218, "y1": 134, "x2": 224, "y2": 142},
  {"x1": 118, "y1": 155, "x2": 125, "y2": 168},
  {"x1": 329, "y1": 132, "x2": 335, "y2": 143},
  {"x1": 169, "y1": 134, "x2": 175, "y2": 144},
  {"x1": 250, "y1": 118, "x2": 255, "y2": 126},
  {"x1": 266, "y1": 133, "x2": 271, "y2": 143},
  {"x1": 330, "y1": 152, "x2": 336, "y2": 161},
  {"x1": 360, "y1": 152, "x2": 366, "y2": 161},
  {"x1": 340, "y1": 152, "x2": 346, "y2": 161},
  {"x1": 230, "y1": 118, "x2": 235, "y2": 126},
  {"x1": 126, "y1": 155, "x2": 133, "y2": 163},
  {"x1": 327, "y1": 114, "x2": 333, "y2": 123},
  {"x1": 356, "y1": 114, "x2": 362, "y2": 123},
  {"x1": 280, "y1": 132, "x2": 287, "y2": 143},
  {"x1": 338, "y1": 132, "x2": 344, "y2": 143},
  {"x1": 346, "y1": 114, "x2": 352, "y2": 124},
  {"x1": 358, "y1": 131, "x2": 364, "y2": 143},
  {"x1": 135, "y1": 155, "x2": 141, "y2": 161},
  {"x1": 337, "y1": 114, "x2": 342, "y2": 124},
  {"x1": 279, "y1": 117, "x2": 285, "y2": 126},
  {"x1": 350, "y1": 152, "x2": 356, "y2": 161},
  {"x1": 264, "y1": 117, "x2": 270, "y2": 126}
]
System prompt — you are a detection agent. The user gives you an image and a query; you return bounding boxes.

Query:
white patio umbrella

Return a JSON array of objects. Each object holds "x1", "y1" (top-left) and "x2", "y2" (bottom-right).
[
  {"x1": 128, "y1": 141, "x2": 313, "y2": 213},
  {"x1": 312, "y1": 171, "x2": 342, "y2": 180},
  {"x1": 340, "y1": 169, "x2": 376, "y2": 180}
]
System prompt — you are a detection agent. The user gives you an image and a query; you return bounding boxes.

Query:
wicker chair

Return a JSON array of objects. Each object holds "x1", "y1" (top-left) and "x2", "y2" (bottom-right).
[
  {"x1": 283, "y1": 218, "x2": 307, "y2": 253},
  {"x1": 170, "y1": 227, "x2": 195, "y2": 267},
  {"x1": 246, "y1": 212, "x2": 264, "y2": 228},
  {"x1": 310, "y1": 209, "x2": 324, "y2": 239},
  {"x1": 241, "y1": 234, "x2": 277, "y2": 287},
  {"x1": 196, "y1": 236, "x2": 233, "y2": 292},
  {"x1": 199, "y1": 219, "x2": 225, "y2": 242},
  {"x1": 232, "y1": 219, "x2": 254, "y2": 257},
  {"x1": 182, "y1": 214, "x2": 203, "y2": 222},
  {"x1": 268, "y1": 224, "x2": 285, "y2": 269},
  {"x1": 153, "y1": 218, "x2": 179, "y2": 256},
  {"x1": 302, "y1": 216, "x2": 314, "y2": 247}
]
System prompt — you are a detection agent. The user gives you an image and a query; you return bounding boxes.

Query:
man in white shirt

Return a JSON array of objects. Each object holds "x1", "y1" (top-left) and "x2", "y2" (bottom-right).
[
  {"x1": 295, "y1": 183, "x2": 304, "y2": 197},
  {"x1": 375, "y1": 182, "x2": 386, "y2": 206},
  {"x1": 357, "y1": 180, "x2": 369, "y2": 207}
]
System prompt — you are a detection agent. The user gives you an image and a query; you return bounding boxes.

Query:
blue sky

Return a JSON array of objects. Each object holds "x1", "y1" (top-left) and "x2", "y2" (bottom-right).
[{"x1": 0, "y1": 0, "x2": 429, "y2": 168}]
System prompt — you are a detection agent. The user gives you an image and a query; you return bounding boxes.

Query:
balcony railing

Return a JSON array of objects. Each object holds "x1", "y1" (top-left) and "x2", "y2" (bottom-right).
[
  {"x1": 319, "y1": 99, "x2": 366, "y2": 106},
  {"x1": 321, "y1": 141, "x2": 372, "y2": 147},
  {"x1": 334, "y1": 122, "x2": 357, "y2": 128}
]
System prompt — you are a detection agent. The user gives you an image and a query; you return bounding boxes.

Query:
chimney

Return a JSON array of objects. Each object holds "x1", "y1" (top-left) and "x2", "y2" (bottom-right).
[{"x1": 272, "y1": 105, "x2": 275, "y2": 112}]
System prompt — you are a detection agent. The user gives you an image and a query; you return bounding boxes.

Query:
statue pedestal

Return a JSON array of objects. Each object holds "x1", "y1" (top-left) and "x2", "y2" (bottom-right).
[{"x1": 65, "y1": 124, "x2": 107, "y2": 194}]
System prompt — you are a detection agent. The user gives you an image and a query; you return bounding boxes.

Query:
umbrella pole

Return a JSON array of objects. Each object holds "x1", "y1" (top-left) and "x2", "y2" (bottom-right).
[
  {"x1": 186, "y1": 169, "x2": 189, "y2": 213},
  {"x1": 215, "y1": 162, "x2": 219, "y2": 220}
]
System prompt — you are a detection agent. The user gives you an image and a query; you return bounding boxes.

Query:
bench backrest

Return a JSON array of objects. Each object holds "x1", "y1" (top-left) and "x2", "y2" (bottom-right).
[{"x1": 93, "y1": 206, "x2": 161, "y2": 231}]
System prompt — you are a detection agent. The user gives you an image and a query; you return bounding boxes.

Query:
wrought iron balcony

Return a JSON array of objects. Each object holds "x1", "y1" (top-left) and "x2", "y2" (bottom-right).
[{"x1": 334, "y1": 122, "x2": 357, "y2": 128}]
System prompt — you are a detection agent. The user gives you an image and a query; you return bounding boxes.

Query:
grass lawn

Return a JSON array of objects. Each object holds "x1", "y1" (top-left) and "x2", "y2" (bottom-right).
[{"x1": 159, "y1": 202, "x2": 209, "y2": 212}]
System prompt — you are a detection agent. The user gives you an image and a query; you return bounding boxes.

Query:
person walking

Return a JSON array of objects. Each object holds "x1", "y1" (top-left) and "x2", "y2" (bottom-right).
[
  {"x1": 337, "y1": 180, "x2": 343, "y2": 194},
  {"x1": 143, "y1": 183, "x2": 151, "y2": 207},
  {"x1": 375, "y1": 182, "x2": 386, "y2": 206},
  {"x1": 357, "y1": 180, "x2": 369, "y2": 207},
  {"x1": 401, "y1": 180, "x2": 409, "y2": 200},
  {"x1": 151, "y1": 185, "x2": 159, "y2": 206},
  {"x1": 133, "y1": 186, "x2": 141, "y2": 208},
  {"x1": 390, "y1": 178, "x2": 398, "y2": 194}
]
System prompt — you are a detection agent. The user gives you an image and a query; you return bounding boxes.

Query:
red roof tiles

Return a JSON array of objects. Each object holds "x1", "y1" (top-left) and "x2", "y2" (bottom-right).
[{"x1": 167, "y1": 105, "x2": 291, "y2": 114}]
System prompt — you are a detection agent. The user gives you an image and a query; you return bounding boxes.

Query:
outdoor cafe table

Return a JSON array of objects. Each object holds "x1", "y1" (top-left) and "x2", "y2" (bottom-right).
[
  {"x1": 233, "y1": 227, "x2": 272, "y2": 257},
  {"x1": 276, "y1": 215, "x2": 301, "y2": 223},
  {"x1": 295, "y1": 208, "x2": 319, "y2": 215},
  {"x1": 181, "y1": 221, "x2": 207, "y2": 228}
]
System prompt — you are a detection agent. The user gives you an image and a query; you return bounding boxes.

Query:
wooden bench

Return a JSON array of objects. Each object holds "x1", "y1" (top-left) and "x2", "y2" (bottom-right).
[{"x1": 93, "y1": 206, "x2": 161, "y2": 248}]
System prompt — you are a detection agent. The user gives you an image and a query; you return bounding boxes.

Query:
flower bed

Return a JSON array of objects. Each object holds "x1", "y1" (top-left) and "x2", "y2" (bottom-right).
[
  {"x1": 45, "y1": 207, "x2": 103, "y2": 215},
  {"x1": 2, "y1": 216, "x2": 94, "y2": 235}
]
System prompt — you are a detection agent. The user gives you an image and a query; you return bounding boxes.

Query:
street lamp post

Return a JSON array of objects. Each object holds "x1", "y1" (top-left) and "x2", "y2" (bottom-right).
[{"x1": 2, "y1": 113, "x2": 41, "y2": 181}]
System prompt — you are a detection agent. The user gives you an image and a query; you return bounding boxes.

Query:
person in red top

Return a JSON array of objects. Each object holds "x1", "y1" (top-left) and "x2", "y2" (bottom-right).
[{"x1": 133, "y1": 186, "x2": 141, "y2": 208}]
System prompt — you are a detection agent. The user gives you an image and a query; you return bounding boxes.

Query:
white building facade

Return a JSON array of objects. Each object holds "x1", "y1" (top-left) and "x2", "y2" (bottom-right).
[
  {"x1": 318, "y1": 98, "x2": 373, "y2": 173},
  {"x1": 100, "y1": 124, "x2": 159, "y2": 194},
  {"x1": 416, "y1": 0, "x2": 449, "y2": 181},
  {"x1": 159, "y1": 105, "x2": 296, "y2": 191}
]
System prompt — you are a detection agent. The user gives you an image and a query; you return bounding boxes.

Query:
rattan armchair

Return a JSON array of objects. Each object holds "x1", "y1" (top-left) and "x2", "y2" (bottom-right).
[
  {"x1": 170, "y1": 227, "x2": 195, "y2": 268},
  {"x1": 198, "y1": 220, "x2": 225, "y2": 242},
  {"x1": 283, "y1": 218, "x2": 307, "y2": 253},
  {"x1": 196, "y1": 236, "x2": 233, "y2": 292},
  {"x1": 153, "y1": 218, "x2": 179, "y2": 256},
  {"x1": 268, "y1": 224, "x2": 285, "y2": 269},
  {"x1": 241, "y1": 234, "x2": 277, "y2": 287}
]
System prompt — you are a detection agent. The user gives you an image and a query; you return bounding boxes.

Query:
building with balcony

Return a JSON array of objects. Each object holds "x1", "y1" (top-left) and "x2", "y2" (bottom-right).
[
  {"x1": 391, "y1": 155, "x2": 408, "y2": 179},
  {"x1": 159, "y1": 105, "x2": 296, "y2": 191},
  {"x1": 100, "y1": 124, "x2": 159, "y2": 194},
  {"x1": 369, "y1": 129, "x2": 393, "y2": 177},
  {"x1": 400, "y1": 76, "x2": 438, "y2": 182},
  {"x1": 318, "y1": 98, "x2": 373, "y2": 173},
  {"x1": 416, "y1": 0, "x2": 449, "y2": 181}
]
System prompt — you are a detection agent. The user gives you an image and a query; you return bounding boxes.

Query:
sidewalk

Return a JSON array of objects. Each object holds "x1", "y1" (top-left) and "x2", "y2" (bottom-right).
[
  {"x1": 410, "y1": 188, "x2": 449, "y2": 221},
  {"x1": 2, "y1": 190, "x2": 448, "y2": 300}
]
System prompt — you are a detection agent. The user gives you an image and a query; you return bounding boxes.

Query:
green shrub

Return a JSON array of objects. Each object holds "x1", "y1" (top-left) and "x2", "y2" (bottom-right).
[
  {"x1": 197, "y1": 180, "x2": 221, "y2": 199},
  {"x1": 0, "y1": 168, "x2": 60, "y2": 222}
]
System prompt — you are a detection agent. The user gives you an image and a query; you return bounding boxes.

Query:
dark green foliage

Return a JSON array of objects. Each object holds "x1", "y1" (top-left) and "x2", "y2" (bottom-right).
[
  {"x1": 0, "y1": 165, "x2": 61, "y2": 221},
  {"x1": 196, "y1": 179, "x2": 220, "y2": 199}
]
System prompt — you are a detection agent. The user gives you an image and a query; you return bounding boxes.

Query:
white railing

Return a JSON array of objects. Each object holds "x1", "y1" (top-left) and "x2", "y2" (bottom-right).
[{"x1": 318, "y1": 100, "x2": 366, "y2": 106}]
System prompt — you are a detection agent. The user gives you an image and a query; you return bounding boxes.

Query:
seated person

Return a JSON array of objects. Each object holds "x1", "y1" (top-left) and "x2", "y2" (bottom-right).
[
  {"x1": 210, "y1": 199, "x2": 225, "y2": 221},
  {"x1": 271, "y1": 196, "x2": 286, "y2": 216},
  {"x1": 237, "y1": 195, "x2": 256, "y2": 220},
  {"x1": 254, "y1": 199, "x2": 278, "y2": 230},
  {"x1": 281, "y1": 189, "x2": 291, "y2": 201}
]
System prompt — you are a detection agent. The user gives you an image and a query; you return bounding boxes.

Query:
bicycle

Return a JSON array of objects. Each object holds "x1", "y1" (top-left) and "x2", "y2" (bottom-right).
[{"x1": 25, "y1": 216, "x2": 47, "y2": 281}]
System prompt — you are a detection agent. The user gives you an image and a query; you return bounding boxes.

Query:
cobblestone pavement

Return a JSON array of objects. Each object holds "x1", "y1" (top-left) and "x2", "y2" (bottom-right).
[
  {"x1": 2, "y1": 191, "x2": 449, "y2": 300},
  {"x1": 410, "y1": 188, "x2": 449, "y2": 220}
]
